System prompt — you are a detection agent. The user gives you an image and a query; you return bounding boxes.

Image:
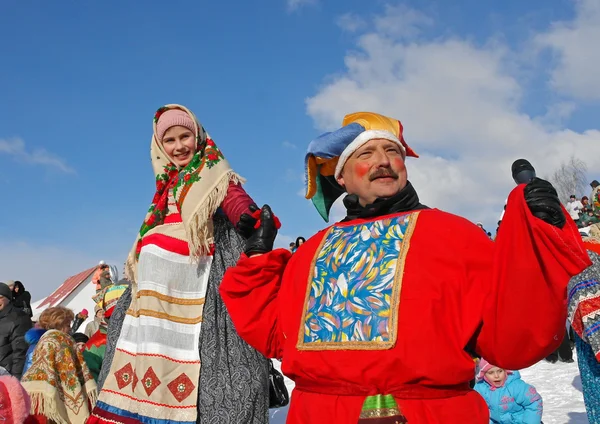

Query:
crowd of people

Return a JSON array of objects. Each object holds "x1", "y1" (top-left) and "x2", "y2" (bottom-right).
[
  {"x1": 1, "y1": 106, "x2": 599, "y2": 424},
  {"x1": 566, "y1": 181, "x2": 600, "y2": 228}
]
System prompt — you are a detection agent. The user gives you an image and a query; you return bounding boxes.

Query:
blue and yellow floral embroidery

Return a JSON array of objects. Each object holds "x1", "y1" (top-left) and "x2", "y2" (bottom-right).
[{"x1": 297, "y1": 212, "x2": 418, "y2": 350}]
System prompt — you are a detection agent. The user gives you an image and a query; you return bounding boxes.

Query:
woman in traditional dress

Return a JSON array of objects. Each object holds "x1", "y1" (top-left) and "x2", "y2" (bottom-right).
[
  {"x1": 21, "y1": 307, "x2": 97, "y2": 424},
  {"x1": 89, "y1": 105, "x2": 269, "y2": 424}
]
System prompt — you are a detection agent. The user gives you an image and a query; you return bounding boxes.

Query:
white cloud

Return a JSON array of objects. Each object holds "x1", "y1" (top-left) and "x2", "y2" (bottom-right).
[
  {"x1": 535, "y1": 0, "x2": 600, "y2": 100},
  {"x1": 0, "y1": 137, "x2": 74, "y2": 173},
  {"x1": 282, "y1": 141, "x2": 297, "y2": 149},
  {"x1": 374, "y1": 4, "x2": 433, "y2": 39},
  {"x1": 336, "y1": 13, "x2": 367, "y2": 33},
  {"x1": 305, "y1": 5, "x2": 600, "y2": 228},
  {"x1": 0, "y1": 241, "x2": 123, "y2": 301},
  {"x1": 287, "y1": 0, "x2": 317, "y2": 12}
]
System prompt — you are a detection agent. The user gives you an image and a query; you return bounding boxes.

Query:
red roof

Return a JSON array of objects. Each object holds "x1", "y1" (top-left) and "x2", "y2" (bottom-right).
[{"x1": 38, "y1": 266, "x2": 97, "y2": 308}]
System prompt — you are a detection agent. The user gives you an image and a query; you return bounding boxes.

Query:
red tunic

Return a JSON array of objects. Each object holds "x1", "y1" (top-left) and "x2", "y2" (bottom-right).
[{"x1": 220, "y1": 186, "x2": 590, "y2": 424}]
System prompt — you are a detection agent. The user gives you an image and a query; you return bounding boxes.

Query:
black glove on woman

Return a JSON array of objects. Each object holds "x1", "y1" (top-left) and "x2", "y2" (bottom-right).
[
  {"x1": 523, "y1": 177, "x2": 566, "y2": 228},
  {"x1": 245, "y1": 205, "x2": 278, "y2": 256},
  {"x1": 236, "y1": 204, "x2": 259, "y2": 239}
]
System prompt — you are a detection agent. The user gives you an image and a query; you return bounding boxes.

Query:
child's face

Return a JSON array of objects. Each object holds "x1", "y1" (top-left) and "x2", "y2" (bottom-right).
[{"x1": 485, "y1": 367, "x2": 507, "y2": 387}]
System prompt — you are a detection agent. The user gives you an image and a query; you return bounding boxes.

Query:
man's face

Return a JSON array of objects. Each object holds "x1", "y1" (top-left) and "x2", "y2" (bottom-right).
[
  {"x1": 0, "y1": 295, "x2": 9, "y2": 311},
  {"x1": 336, "y1": 139, "x2": 407, "y2": 206}
]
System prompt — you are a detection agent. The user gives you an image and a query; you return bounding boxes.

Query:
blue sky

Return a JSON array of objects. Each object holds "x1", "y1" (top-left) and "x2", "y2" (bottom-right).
[{"x1": 2, "y1": 0, "x2": 600, "y2": 299}]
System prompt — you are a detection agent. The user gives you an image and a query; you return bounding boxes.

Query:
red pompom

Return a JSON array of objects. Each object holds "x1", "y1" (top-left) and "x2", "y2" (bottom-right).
[{"x1": 251, "y1": 209, "x2": 281, "y2": 230}]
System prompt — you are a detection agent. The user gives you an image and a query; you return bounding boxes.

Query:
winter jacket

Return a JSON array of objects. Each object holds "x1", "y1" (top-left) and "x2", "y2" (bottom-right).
[
  {"x1": 11, "y1": 282, "x2": 32, "y2": 317},
  {"x1": 22, "y1": 328, "x2": 46, "y2": 375},
  {"x1": 566, "y1": 200, "x2": 584, "y2": 221},
  {"x1": 84, "y1": 318, "x2": 101, "y2": 338},
  {"x1": 474, "y1": 371, "x2": 542, "y2": 424},
  {"x1": 0, "y1": 304, "x2": 32, "y2": 379}
]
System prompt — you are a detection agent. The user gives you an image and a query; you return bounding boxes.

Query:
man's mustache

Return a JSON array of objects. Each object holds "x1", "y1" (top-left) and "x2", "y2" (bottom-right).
[{"x1": 369, "y1": 167, "x2": 399, "y2": 181}]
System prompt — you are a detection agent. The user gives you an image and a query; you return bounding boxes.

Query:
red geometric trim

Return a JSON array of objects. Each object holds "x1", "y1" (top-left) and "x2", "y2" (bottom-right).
[
  {"x1": 114, "y1": 363, "x2": 134, "y2": 390},
  {"x1": 116, "y1": 348, "x2": 200, "y2": 364},
  {"x1": 140, "y1": 233, "x2": 189, "y2": 256},
  {"x1": 142, "y1": 367, "x2": 161, "y2": 396},
  {"x1": 167, "y1": 373, "x2": 195, "y2": 403},
  {"x1": 101, "y1": 389, "x2": 196, "y2": 409}
]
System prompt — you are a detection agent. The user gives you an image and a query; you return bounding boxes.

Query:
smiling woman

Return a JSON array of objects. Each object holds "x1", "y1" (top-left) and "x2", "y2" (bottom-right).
[{"x1": 88, "y1": 104, "x2": 270, "y2": 424}]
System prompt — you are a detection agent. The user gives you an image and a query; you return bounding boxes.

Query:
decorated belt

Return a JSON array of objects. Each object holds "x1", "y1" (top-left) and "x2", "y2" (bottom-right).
[{"x1": 296, "y1": 382, "x2": 471, "y2": 423}]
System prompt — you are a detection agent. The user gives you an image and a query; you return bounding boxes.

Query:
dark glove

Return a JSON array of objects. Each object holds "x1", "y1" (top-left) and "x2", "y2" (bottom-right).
[
  {"x1": 245, "y1": 205, "x2": 278, "y2": 256},
  {"x1": 524, "y1": 178, "x2": 566, "y2": 228},
  {"x1": 236, "y1": 203, "x2": 259, "y2": 239}
]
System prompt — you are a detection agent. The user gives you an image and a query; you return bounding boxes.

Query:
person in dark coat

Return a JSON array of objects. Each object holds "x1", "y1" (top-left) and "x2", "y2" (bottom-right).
[
  {"x1": 0, "y1": 283, "x2": 32, "y2": 379},
  {"x1": 11, "y1": 281, "x2": 32, "y2": 318}
]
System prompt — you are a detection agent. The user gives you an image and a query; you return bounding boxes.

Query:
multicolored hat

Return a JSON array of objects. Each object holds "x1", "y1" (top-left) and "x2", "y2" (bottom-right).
[
  {"x1": 93, "y1": 284, "x2": 128, "y2": 318},
  {"x1": 304, "y1": 112, "x2": 418, "y2": 221}
]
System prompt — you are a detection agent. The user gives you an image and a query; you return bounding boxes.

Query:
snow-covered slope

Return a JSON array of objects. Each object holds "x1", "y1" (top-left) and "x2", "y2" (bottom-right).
[
  {"x1": 521, "y1": 356, "x2": 588, "y2": 424},
  {"x1": 269, "y1": 358, "x2": 589, "y2": 423}
]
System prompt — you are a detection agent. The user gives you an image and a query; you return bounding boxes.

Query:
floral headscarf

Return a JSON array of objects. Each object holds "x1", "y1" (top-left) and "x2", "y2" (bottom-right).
[{"x1": 125, "y1": 104, "x2": 243, "y2": 281}]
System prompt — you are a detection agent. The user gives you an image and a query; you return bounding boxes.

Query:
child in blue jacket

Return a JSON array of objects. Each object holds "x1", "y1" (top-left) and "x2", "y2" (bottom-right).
[{"x1": 474, "y1": 359, "x2": 543, "y2": 424}]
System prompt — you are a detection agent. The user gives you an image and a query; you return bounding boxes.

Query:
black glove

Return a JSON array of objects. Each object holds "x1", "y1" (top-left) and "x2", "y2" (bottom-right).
[
  {"x1": 524, "y1": 178, "x2": 566, "y2": 228},
  {"x1": 245, "y1": 205, "x2": 277, "y2": 256},
  {"x1": 236, "y1": 203, "x2": 259, "y2": 239}
]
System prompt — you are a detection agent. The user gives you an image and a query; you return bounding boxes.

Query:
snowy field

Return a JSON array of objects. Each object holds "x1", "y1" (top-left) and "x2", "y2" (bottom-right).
[{"x1": 269, "y1": 356, "x2": 588, "y2": 423}]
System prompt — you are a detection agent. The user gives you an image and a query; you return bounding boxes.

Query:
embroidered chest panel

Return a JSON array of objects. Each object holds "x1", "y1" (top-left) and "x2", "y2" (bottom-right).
[{"x1": 297, "y1": 212, "x2": 418, "y2": 350}]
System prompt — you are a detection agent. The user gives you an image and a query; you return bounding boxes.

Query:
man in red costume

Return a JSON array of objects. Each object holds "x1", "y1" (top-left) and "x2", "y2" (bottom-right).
[{"x1": 220, "y1": 112, "x2": 591, "y2": 423}]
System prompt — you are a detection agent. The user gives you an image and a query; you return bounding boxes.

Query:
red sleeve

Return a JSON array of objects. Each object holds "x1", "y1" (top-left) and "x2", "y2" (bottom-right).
[
  {"x1": 468, "y1": 185, "x2": 591, "y2": 370},
  {"x1": 221, "y1": 182, "x2": 255, "y2": 226},
  {"x1": 220, "y1": 249, "x2": 292, "y2": 359}
]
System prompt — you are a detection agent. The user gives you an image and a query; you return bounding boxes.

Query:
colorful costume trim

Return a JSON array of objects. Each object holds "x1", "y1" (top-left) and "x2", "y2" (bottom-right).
[{"x1": 297, "y1": 212, "x2": 418, "y2": 350}]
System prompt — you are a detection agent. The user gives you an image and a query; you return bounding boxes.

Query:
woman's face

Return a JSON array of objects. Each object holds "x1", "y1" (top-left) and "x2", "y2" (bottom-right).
[
  {"x1": 13, "y1": 284, "x2": 19, "y2": 293},
  {"x1": 161, "y1": 126, "x2": 196, "y2": 168},
  {"x1": 298, "y1": 239, "x2": 304, "y2": 246}
]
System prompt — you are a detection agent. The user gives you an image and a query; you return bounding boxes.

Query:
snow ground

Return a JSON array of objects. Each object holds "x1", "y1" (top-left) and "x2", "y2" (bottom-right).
[{"x1": 269, "y1": 357, "x2": 588, "y2": 424}]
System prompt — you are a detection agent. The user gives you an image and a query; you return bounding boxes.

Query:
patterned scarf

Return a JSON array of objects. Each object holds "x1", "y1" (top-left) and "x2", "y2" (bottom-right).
[
  {"x1": 21, "y1": 330, "x2": 97, "y2": 424},
  {"x1": 124, "y1": 104, "x2": 243, "y2": 281}
]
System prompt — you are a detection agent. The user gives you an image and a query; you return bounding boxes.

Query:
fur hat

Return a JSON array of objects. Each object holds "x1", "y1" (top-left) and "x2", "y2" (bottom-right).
[{"x1": 0, "y1": 375, "x2": 31, "y2": 424}]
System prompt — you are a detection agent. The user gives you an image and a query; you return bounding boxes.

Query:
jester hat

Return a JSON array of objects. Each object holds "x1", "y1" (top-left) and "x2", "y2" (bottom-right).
[{"x1": 304, "y1": 112, "x2": 418, "y2": 221}]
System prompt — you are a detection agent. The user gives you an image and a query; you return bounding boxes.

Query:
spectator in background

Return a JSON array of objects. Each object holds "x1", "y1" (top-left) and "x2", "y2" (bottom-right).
[
  {"x1": 567, "y1": 194, "x2": 584, "y2": 226},
  {"x1": 288, "y1": 242, "x2": 295, "y2": 252},
  {"x1": 11, "y1": 281, "x2": 32, "y2": 317},
  {"x1": 591, "y1": 180, "x2": 600, "y2": 213},
  {"x1": 84, "y1": 306, "x2": 104, "y2": 338},
  {"x1": 0, "y1": 374, "x2": 32, "y2": 424},
  {"x1": 73, "y1": 333, "x2": 89, "y2": 353},
  {"x1": 292, "y1": 236, "x2": 306, "y2": 253},
  {"x1": 0, "y1": 283, "x2": 32, "y2": 379},
  {"x1": 474, "y1": 359, "x2": 543, "y2": 423},
  {"x1": 22, "y1": 306, "x2": 97, "y2": 424}
]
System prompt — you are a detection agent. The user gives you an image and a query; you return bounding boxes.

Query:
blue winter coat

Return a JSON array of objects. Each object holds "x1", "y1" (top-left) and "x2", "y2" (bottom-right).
[
  {"x1": 474, "y1": 371, "x2": 543, "y2": 424},
  {"x1": 22, "y1": 328, "x2": 46, "y2": 375}
]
